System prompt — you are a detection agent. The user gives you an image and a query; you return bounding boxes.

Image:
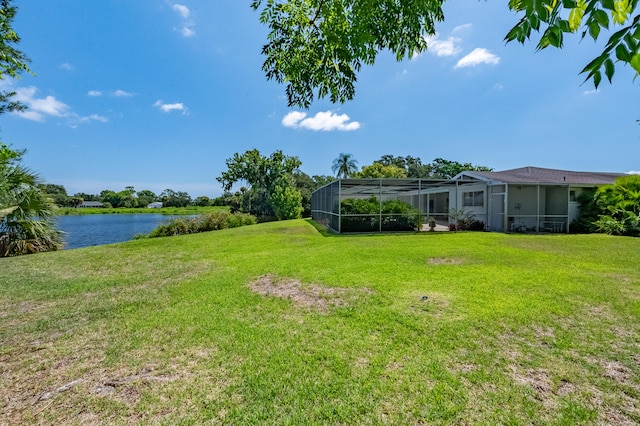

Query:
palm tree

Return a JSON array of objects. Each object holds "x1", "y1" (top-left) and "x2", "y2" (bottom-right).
[
  {"x1": 0, "y1": 146, "x2": 64, "y2": 256},
  {"x1": 332, "y1": 153, "x2": 358, "y2": 179}
]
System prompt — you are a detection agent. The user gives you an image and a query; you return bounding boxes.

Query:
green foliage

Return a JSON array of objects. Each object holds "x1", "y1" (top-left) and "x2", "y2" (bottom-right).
[
  {"x1": 252, "y1": 0, "x2": 444, "y2": 107},
  {"x1": 0, "y1": 0, "x2": 32, "y2": 115},
  {"x1": 505, "y1": 0, "x2": 640, "y2": 88},
  {"x1": 373, "y1": 155, "x2": 493, "y2": 179},
  {"x1": 140, "y1": 211, "x2": 256, "y2": 238},
  {"x1": 355, "y1": 163, "x2": 407, "y2": 178},
  {"x1": 448, "y1": 207, "x2": 484, "y2": 231},
  {"x1": 332, "y1": 152, "x2": 358, "y2": 178},
  {"x1": 376, "y1": 154, "x2": 432, "y2": 178},
  {"x1": 0, "y1": 144, "x2": 63, "y2": 256},
  {"x1": 340, "y1": 196, "x2": 421, "y2": 231},
  {"x1": 593, "y1": 174, "x2": 640, "y2": 236},
  {"x1": 569, "y1": 188, "x2": 599, "y2": 233},
  {"x1": 428, "y1": 157, "x2": 493, "y2": 179},
  {"x1": 253, "y1": 0, "x2": 637, "y2": 106},
  {"x1": 291, "y1": 171, "x2": 333, "y2": 217},
  {"x1": 217, "y1": 149, "x2": 303, "y2": 220},
  {"x1": 194, "y1": 196, "x2": 211, "y2": 207},
  {"x1": 271, "y1": 183, "x2": 304, "y2": 220},
  {"x1": 160, "y1": 188, "x2": 192, "y2": 208},
  {"x1": 56, "y1": 206, "x2": 228, "y2": 216}
]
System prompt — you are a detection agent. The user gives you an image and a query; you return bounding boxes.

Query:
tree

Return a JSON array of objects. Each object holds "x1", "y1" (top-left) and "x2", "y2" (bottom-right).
[
  {"x1": 160, "y1": 189, "x2": 192, "y2": 208},
  {"x1": 0, "y1": 144, "x2": 63, "y2": 256},
  {"x1": 253, "y1": 0, "x2": 639, "y2": 107},
  {"x1": 0, "y1": 0, "x2": 32, "y2": 114},
  {"x1": 194, "y1": 195, "x2": 211, "y2": 207},
  {"x1": 427, "y1": 158, "x2": 493, "y2": 179},
  {"x1": 100, "y1": 190, "x2": 123, "y2": 208},
  {"x1": 332, "y1": 153, "x2": 358, "y2": 178},
  {"x1": 375, "y1": 155, "x2": 431, "y2": 178},
  {"x1": 271, "y1": 181, "x2": 304, "y2": 220},
  {"x1": 38, "y1": 183, "x2": 70, "y2": 207},
  {"x1": 355, "y1": 163, "x2": 407, "y2": 178},
  {"x1": 217, "y1": 149, "x2": 302, "y2": 219},
  {"x1": 505, "y1": 0, "x2": 640, "y2": 89},
  {"x1": 136, "y1": 189, "x2": 157, "y2": 207}
]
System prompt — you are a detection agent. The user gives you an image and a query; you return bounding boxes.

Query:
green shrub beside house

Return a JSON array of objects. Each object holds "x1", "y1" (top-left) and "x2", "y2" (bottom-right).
[{"x1": 340, "y1": 196, "x2": 421, "y2": 232}]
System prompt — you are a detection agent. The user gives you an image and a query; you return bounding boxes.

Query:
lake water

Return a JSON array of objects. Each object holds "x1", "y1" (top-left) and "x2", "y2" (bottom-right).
[{"x1": 54, "y1": 214, "x2": 176, "y2": 249}]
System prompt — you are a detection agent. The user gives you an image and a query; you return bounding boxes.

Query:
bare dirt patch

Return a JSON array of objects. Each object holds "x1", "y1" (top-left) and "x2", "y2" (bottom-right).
[
  {"x1": 586, "y1": 358, "x2": 633, "y2": 384},
  {"x1": 249, "y1": 274, "x2": 371, "y2": 312}
]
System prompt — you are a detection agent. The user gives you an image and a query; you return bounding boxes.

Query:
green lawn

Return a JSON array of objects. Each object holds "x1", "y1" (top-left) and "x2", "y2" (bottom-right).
[{"x1": 1, "y1": 220, "x2": 638, "y2": 424}]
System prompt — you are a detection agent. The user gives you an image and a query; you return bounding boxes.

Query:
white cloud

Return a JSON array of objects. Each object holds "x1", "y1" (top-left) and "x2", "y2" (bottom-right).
[
  {"x1": 628, "y1": 170, "x2": 640, "y2": 175},
  {"x1": 86, "y1": 114, "x2": 108, "y2": 123},
  {"x1": 171, "y1": 3, "x2": 196, "y2": 38},
  {"x1": 282, "y1": 111, "x2": 307, "y2": 127},
  {"x1": 180, "y1": 26, "x2": 196, "y2": 38},
  {"x1": 69, "y1": 114, "x2": 109, "y2": 128},
  {"x1": 424, "y1": 34, "x2": 462, "y2": 57},
  {"x1": 493, "y1": 83, "x2": 504, "y2": 90},
  {"x1": 59, "y1": 63, "x2": 74, "y2": 71},
  {"x1": 154, "y1": 100, "x2": 188, "y2": 114},
  {"x1": 454, "y1": 48, "x2": 500, "y2": 69},
  {"x1": 583, "y1": 89, "x2": 599, "y2": 96},
  {"x1": 13, "y1": 86, "x2": 69, "y2": 121},
  {"x1": 282, "y1": 111, "x2": 361, "y2": 131},
  {"x1": 113, "y1": 89, "x2": 134, "y2": 97},
  {"x1": 452, "y1": 23, "x2": 473, "y2": 34},
  {"x1": 88, "y1": 90, "x2": 102, "y2": 97},
  {"x1": 12, "y1": 86, "x2": 107, "y2": 126},
  {"x1": 172, "y1": 4, "x2": 190, "y2": 19}
]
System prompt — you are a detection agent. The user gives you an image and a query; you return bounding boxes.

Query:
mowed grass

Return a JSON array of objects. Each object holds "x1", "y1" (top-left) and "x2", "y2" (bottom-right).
[{"x1": 1, "y1": 219, "x2": 639, "y2": 425}]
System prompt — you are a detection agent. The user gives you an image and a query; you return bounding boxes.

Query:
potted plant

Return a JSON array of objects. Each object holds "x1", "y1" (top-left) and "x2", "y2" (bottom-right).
[{"x1": 428, "y1": 216, "x2": 436, "y2": 232}]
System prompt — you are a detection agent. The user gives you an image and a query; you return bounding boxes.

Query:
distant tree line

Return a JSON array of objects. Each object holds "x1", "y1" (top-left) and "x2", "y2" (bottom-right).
[{"x1": 38, "y1": 184, "x2": 220, "y2": 209}]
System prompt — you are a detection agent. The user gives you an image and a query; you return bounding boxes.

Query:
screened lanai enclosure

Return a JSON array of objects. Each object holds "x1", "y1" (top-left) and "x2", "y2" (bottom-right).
[
  {"x1": 311, "y1": 178, "x2": 484, "y2": 233},
  {"x1": 311, "y1": 178, "x2": 580, "y2": 234}
]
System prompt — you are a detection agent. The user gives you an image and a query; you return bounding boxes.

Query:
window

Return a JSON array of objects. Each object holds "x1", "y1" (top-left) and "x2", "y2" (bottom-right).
[{"x1": 463, "y1": 191, "x2": 484, "y2": 207}]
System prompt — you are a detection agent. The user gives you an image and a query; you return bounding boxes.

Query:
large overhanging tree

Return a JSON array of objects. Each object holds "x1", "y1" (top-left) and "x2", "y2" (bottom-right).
[
  {"x1": 252, "y1": 0, "x2": 639, "y2": 108},
  {"x1": 0, "y1": 1, "x2": 64, "y2": 256}
]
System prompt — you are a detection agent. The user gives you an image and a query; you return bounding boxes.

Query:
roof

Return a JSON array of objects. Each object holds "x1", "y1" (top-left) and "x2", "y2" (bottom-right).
[{"x1": 456, "y1": 167, "x2": 625, "y2": 185}]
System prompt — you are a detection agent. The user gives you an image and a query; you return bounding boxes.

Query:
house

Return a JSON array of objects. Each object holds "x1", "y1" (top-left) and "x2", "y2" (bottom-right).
[
  {"x1": 451, "y1": 167, "x2": 624, "y2": 233},
  {"x1": 78, "y1": 201, "x2": 104, "y2": 208},
  {"x1": 147, "y1": 202, "x2": 163, "y2": 208},
  {"x1": 311, "y1": 167, "x2": 625, "y2": 233}
]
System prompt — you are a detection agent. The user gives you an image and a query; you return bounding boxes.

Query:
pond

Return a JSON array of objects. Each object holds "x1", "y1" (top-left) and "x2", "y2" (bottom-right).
[{"x1": 54, "y1": 214, "x2": 176, "y2": 249}]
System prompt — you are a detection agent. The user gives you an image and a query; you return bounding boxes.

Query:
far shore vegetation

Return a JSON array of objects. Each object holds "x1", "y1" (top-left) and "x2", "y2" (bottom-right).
[{"x1": 56, "y1": 205, "x2": 229, "y2": 216}]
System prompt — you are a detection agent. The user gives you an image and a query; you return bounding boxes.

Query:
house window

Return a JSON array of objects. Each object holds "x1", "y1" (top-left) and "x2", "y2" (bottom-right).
[
  {"x1": 463, "y1": 191, "x2": 484, "y2": 207},
  {"x1": 570, "y1": 190, "x2": 577, "y2": 202}
]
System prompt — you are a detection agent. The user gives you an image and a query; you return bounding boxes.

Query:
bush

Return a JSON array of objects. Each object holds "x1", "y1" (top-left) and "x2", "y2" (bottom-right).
[
  {"x1": 139, "y1": 211, "x2": 256, "y2": 238},
  {"x1": 340, "y1": 197, "x2": 420, "y2": 232}
]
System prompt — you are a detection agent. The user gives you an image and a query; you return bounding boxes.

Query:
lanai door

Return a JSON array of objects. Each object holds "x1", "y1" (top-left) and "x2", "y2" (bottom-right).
[{"x1": 488, "y1": 185, "x2": 505, "y2": 232}]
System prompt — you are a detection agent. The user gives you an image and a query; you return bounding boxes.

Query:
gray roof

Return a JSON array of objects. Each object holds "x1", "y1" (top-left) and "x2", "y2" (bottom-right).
[{"x1": 458, "y1": 166, "x2": 624, "y2": 185}]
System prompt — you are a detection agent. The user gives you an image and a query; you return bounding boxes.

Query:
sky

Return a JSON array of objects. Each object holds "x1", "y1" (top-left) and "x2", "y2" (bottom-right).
[{"x1": 2, "y1": 0, "x2": 638, "y2": 198}]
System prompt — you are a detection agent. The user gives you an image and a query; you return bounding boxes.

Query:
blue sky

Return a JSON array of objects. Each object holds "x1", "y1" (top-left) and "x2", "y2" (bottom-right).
[{"x1": 2, "y1": 0, "x2": 638, "y2": 198}]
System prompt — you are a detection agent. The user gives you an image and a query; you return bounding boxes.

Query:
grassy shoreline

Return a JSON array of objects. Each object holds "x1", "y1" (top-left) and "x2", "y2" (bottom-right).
[
  {"x1": 1, "y1": 220, "x2": 638, "y2": 424},
  {"x1": 55, "y1": 205, "x2": 229, "y2": 216}
]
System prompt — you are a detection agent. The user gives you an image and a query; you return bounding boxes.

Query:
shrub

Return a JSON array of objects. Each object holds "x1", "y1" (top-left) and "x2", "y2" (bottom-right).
[
  {"x1": 340, "y1": 197, "x2": 420, "y2": 232},
  {"x1": 139, "y1": 211, "x2": 256, "y2": 238}
]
